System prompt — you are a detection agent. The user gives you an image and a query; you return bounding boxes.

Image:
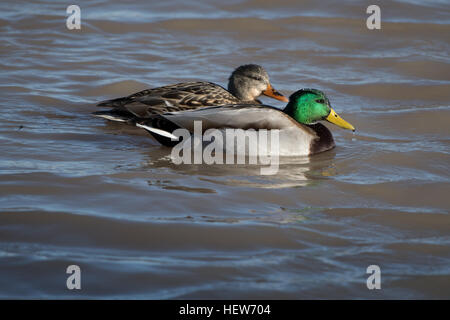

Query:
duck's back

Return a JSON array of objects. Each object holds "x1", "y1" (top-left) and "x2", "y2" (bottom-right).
[{"x1": 96, "y1": 81, "x2": 243, "y2": 118}]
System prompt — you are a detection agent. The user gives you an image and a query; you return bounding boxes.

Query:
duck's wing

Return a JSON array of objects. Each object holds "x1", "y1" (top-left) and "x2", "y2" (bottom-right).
[
  {"x1": 96, "y1": 82, "x2": 242, "y2": 118},
  {"x1": 144, "y1": 104, "x2": 313, "y2": 134},
  {"x1": 161, "y1": 104, "x2": 313, "y2": 133}
]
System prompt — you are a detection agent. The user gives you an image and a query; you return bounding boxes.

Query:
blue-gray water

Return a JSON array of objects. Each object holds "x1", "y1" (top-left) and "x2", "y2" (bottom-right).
[{"x1": 0, "y1": 0, "x2": 449, "y2": 298}]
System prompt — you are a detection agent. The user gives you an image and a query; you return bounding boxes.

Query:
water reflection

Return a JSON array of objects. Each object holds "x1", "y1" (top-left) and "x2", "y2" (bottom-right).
[{"x1": 139, "y1": 143, "x2": 338, "y2": 190}]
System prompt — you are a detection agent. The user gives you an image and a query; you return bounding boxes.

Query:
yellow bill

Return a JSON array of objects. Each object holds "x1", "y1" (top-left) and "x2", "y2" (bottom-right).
[{"x1": 326, "y1": 108, "x2": 355, "y2": 131}]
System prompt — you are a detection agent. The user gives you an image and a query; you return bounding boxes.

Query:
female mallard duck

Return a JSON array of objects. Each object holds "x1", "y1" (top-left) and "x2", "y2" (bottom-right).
[
  {"x1": 136, "y1": 89, "x2": 355, "y2": 156},
  {"x1": 93, "y1": 64, "x2": 287, "y2": 122}
]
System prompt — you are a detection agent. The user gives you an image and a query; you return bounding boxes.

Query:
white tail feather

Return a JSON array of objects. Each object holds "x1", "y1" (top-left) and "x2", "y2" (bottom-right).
[
  {"x1": 93, "y1": 114, "x2": 127, "y2": 122},
  {"x1": 136, "y1": 123, "x2": 179, "y2": 141}
]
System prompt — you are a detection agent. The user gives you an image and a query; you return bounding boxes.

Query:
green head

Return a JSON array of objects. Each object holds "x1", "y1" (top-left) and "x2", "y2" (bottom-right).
[{"x1": 283, "y1": 89, "x2": 355, "y2": 131}]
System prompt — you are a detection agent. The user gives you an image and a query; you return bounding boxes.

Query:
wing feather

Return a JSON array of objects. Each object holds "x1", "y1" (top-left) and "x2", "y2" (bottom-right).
[
  {"x1": 162, "y1": 105, "x2": 314, "y2": 135},
  {"x1": 97, "y1": 82, "x2": 241, "y2": 116}
]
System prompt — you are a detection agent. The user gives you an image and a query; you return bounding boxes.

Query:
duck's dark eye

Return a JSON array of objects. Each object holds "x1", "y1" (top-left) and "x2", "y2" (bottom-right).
[
  {"x1": 249, "y1": 76, "x2": 263, "y2": 81},
  {"x1": 316, "y1": 99, "x2": 325, "y2": 104}
]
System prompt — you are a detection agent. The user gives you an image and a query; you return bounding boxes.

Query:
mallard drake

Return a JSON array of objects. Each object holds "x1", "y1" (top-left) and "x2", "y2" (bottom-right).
[
  {"x1": 137, "y1": 89, "x2": 355, "y2": 156},
  {"x1": 93, "y1": 64, "x2": 287, "y2": 122}
]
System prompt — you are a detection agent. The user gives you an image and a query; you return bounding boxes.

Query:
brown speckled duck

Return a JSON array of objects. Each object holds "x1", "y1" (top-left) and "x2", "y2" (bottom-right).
[{"x1": 93, "y1": 64, "x2": 288, "y2": 122}]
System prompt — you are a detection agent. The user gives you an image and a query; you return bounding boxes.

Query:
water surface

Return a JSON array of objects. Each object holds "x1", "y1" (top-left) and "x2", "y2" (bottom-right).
[{"x1": 0, "y1": 0, "x2": 449, "y2": 299}]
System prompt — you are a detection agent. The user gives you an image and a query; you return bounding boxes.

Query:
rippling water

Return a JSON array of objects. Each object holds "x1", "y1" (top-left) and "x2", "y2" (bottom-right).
[{"x1": 1, "y1": 0, "x2": 449, "y2": 299}]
